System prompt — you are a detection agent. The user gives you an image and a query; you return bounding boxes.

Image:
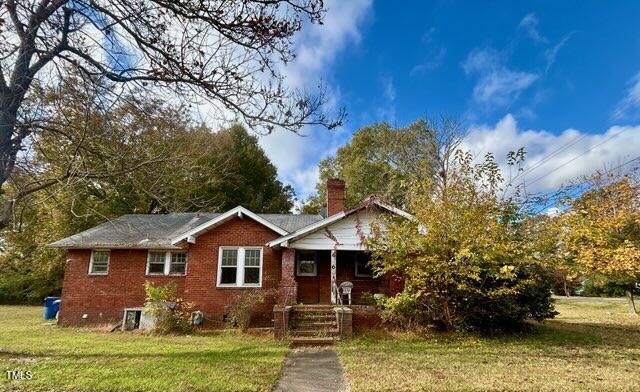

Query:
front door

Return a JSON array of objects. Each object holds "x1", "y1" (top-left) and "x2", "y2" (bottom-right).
[{"x1": 295, "y1": 250, "x2": 331, "y2": 304}]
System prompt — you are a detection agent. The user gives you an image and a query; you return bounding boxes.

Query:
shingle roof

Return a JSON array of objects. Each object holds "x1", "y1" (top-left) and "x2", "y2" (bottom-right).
[{"x1": 49, "y1": 212, "x2": 323, "y2": 249}]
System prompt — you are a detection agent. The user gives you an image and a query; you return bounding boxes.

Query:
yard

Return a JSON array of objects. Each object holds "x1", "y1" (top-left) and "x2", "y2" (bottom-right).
[
  {"x1": 0, "y1": 306, "x2": 288, "y2": 391},
  {"x1": 338, "y1": 297, "x2": 640, "y2": 391},
  {"x1": 1, "y1": 298, "x2": 640, "y2": 391}
]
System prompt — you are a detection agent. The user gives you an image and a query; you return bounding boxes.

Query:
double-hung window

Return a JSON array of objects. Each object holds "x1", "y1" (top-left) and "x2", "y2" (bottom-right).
[
  {"x1": 217, "y1": 247, "x2": 263, "y2": 287},
  {"x1": 89, "y1": 250, "x2": 110, "y2": 275},
  {"x1": 146, "y1": 251, "x2": 187, "y2": 276}
]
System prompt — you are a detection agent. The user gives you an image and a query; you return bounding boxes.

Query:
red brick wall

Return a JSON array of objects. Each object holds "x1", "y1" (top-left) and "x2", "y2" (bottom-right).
[
  {"x1": 58, "y1": 217, "x2": 282, "y2": 328},
  {"x1": 58, "y1": 249, "x2": 186, "y2": 325},
  {"x1": 182, "y1": 217, "x2": 282, "y2": 327}
]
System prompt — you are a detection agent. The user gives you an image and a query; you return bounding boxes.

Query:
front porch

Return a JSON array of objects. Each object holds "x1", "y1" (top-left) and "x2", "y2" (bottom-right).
[
  {"x1": 274, "y1": 248, "x2": 393, "y2": 342},
  {"x1": 290, "y1": 249, "x2": 389, "y2": 305},
  {"x1": 269, "y1": 199, "x2": 409, "y2": 340}
]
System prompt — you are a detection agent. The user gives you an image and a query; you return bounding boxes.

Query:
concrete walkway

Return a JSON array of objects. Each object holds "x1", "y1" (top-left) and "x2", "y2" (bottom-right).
[{"x1": 274, "y1": 349, "x2": 347, "y2": 392}]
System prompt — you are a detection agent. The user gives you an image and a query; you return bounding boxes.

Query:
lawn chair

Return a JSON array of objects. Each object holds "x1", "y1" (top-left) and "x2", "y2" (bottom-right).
[{"x1": 339, "y1": 281, "x2": 354, "y2": 305}]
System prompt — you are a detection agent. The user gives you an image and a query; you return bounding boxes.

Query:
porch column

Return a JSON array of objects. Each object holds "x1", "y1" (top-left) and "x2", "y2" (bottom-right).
[
  {"x1": 331, "y1": 249, "x2": 337, "y2": 304},
  {"x1": 278, "y1": 248, "x2": 297, "y2": 305}
]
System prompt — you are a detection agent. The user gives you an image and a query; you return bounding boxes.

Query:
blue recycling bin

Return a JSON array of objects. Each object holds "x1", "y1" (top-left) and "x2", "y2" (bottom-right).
[{"x1": 43, "y1": 296, "x2": 60, "y2": 320}]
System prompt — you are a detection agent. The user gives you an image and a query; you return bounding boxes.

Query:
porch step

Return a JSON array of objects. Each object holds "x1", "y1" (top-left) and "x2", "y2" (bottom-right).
[
  {"x1": 292, "y1": 320, "x2": 337, "y2": 328},
  {"x1": 290, "y1": 328, "x2": 340, "y2": 337},
  {"x1": 289, "y1": 336, "x2": 337, "y2": 347},
  {"x1": 291, "y1": 306, "x2": 334, "y2": 312},
  {"x1": 286, "y1": 305, "x2": 341, "y2": 345},
  {"x1": 294, "y1": 313, "x2": 336, "y2": 320}
]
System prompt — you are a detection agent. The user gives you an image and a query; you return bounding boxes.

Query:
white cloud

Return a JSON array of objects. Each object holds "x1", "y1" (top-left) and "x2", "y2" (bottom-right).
[
  {"x1": 410, "y1": 47, "x2": 446, "y2": 76},
  {"x1": 613, "y1": 71, "x2": 640, "y2": 120},
  {"x1": 519, "y1": 13, "x2": 548, "y2": 44},
  {"x1": 544, "y1": 33, "x2": 573, "y2": 71},
  {"x1": 465, "y1": 114, "x2": 640, "y2": 193},
  {"x1": 462, "y1": 48, "x2": 539, "y2": 108},
  {"x1": 258, "y1": 0, "x2": 373, "y2": 200}
]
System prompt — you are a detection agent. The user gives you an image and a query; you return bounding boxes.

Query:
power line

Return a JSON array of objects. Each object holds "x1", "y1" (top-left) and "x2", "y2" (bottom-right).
[
  {"x1": 512, "y1": 132, "x2": 589, "y2": 183},
  {"x1": 525, "y1": 127, "x2": 632, "y2": 188},
  {"x1": 527, "y1": 155, "x2": 640, "y2": 215}
]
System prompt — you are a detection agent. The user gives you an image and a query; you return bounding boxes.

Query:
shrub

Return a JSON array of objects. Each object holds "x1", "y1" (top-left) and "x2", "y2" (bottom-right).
[
  {"x1": 225, "y1": 288, "x2": 277, "y2": 331},
  {"x1": 144, "y1": 281, "x2": 196, "y2": 334},
  {"x1": 368, "y1": 150, "x2": 557, "y2": 333}
]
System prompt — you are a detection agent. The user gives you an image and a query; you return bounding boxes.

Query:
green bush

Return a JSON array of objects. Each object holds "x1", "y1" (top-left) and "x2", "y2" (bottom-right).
[
  {"x1": 368, "y1": 150, "x2": 557, "y2": 333},
  {"x1": 144, "y1": 281, "x2": 195, "y2": 334}
]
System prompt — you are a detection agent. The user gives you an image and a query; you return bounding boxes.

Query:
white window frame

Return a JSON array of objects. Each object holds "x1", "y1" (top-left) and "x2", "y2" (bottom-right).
[
  {"x1": 216, "y1": 246, "x2": 263, "y2": 288},
  {"x1": 296, "y1": 250, "x2": 318, "y2": 277},
  {"x1": 145, "y1": 250, "x2": 188, "y2": 276},
  {"x1": 354, "y1": 255, "x2": 374, "y2": 278},
  {"x1": 88, "y1": 250, "x2": 110, "y2": 275}
]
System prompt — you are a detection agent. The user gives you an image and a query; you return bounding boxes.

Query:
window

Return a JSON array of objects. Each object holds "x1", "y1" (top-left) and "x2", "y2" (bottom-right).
[
  {"x1": 244, "y1": 249, "x2": 261, "y2": 284},
  {"x1": 148, "y1": 252, "x2": 166, "y2": 275},
  {"x1": 354, "y1": 254, "x2": 374, "y2": 277},
  {"x1": 146, "y1": 251, "x2": 187, "y2": 276},
  {"x1": 217, "y1": 247, "x2": 263, "y2": 287},
  {"x1": 89, "y1": 250, "x2": 110, "y2": 275},
  {"x1": 296, "y1": 250, "x2": 317, "y2": 276},
  {"x1": 170, "y1": 252, "x2": 187, "y2": 275},
  {"x1": 219, "y1": 249, "x2": 238, "y2": 285},
  {"x1": 122, "y1": 309, "x2": 142, "y2": 331}
]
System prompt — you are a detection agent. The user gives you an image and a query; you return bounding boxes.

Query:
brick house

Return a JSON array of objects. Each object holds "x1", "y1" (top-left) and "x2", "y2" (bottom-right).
[{"x1": 50, "y1": 179, "x2": 410, "y2": 332}]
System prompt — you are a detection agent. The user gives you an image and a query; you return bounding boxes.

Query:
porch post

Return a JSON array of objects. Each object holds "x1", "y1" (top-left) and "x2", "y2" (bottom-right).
[
  {"x1": 331, "y1": 249, "x2": 337, "y2": 304},
  {"x1": 278, "y1": 248, "x2": 297, "y2": 305}
]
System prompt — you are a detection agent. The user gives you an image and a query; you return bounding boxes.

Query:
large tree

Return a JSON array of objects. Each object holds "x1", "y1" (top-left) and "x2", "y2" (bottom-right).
[
  {"x1": 0, "y1": 84, "x2": 295, "y2": 303},
  {"x1": 0, "y1": 0, "x2": 343, "y2": 229},
  {"x1": 561, "y1": 169, "x2": 640, "y2": 314},
  {"x1": 304, "y1": 117, "x2": 463, "y2": 212}
]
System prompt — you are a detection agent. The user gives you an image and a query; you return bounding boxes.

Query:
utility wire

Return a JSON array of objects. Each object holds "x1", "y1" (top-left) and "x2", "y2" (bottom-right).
[
  {"x1": 527, "y1": 155, "x2": 640, "y2": 215},
  {"x1": 512, "y1": 132, "x2": 589, "y2": 184},
  {"x1": 525, "y1": 127, "x2": 632, "y2": 188}
]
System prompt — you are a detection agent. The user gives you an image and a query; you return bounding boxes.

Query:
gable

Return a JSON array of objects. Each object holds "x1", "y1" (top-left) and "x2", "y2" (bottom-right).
[
  {"x1": 171, "y1": 207, "x2": 289, "y2": 245},
  {"x1": 266, "y1": 196, "x2": 412, "y2": 250},
  {"x1": 287, "y1": 208, "x2": 384, "y2": 251}
]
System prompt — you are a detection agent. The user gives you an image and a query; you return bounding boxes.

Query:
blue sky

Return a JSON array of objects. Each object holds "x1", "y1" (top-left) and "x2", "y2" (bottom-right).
[{"x1": 257, "y1": 0, "x2": 640, "y2": 200}]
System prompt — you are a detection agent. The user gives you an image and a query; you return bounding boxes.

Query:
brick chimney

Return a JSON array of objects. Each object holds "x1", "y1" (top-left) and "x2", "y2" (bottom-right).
[{"x1": 326, "y1": 179, "x2": 346, "y2": 216}]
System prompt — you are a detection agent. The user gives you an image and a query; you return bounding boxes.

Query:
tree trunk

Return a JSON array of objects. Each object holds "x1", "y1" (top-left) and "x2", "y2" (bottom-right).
[
  {"x1": 0, "y1": 101, "x2": 17, "y2": 231},
  {"x1": 563, "y1": 278, "x2": 571, "y2": 297},
  {"x1": 625, "y1": 288, "x2": 638, "y2": 316}
]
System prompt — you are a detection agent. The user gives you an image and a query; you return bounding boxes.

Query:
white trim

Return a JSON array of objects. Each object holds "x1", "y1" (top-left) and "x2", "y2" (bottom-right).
[
  {"x1": 171, "y1": 206, "x2": 288, "y2": 245},
  {"x1": 266, "y1": 211, "x2": 346, "y2": 248},
  {"x1": 267, "y1": 198, "x2": 414, "y2": 248},
  {"x1": 296, "y1": 250, "x2": 318, "y2": 277},
  {"x1": 88, "y1": 249, "x2": 110, "y2": 275},
  {"x1": 216, "y1": 246, "x2": 263, "y2": 288},
  {"x1": 145, "y1": 250, "x2": 187, "y2": 276}
]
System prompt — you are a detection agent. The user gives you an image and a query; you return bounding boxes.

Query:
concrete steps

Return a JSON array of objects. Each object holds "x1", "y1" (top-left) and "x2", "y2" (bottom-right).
[{"x1": 288, "y1": 306, "x2": 339, "y2": 347}]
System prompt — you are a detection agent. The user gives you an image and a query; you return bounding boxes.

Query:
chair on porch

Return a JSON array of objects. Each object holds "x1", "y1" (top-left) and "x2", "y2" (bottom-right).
[{"x1": 339, "y1": 281, "x2": 354, "y2": 305}]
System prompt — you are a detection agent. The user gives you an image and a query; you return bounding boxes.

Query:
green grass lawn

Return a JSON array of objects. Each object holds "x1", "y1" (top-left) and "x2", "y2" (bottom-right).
[
  {"x1": 0, "y1": 306, "x2": 288, "y2": 391},
  {"x1": 1, "y1": 299, "x2": 639, "y2": 391},
  {"x1": 338, "y1": 298, "x2": 640, "y2": 392}
]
